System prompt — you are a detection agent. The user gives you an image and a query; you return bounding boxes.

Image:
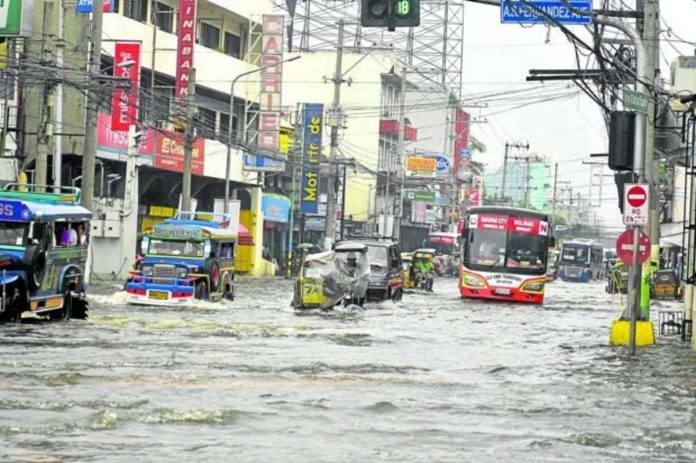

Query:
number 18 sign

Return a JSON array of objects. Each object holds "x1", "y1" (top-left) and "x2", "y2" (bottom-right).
[{"x1": 623, "y1": 183, "x2": 649, "y2": 226}]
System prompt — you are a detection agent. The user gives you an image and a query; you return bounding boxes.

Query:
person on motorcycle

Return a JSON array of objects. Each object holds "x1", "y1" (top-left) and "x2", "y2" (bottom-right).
[{"x1": 414, "y1": 257, "x2": 434, "y2": 292}]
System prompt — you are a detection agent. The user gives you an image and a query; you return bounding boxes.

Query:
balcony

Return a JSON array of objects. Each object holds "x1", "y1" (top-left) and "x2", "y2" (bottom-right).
[{"x1": 379, "y1": 119, "x2": 418, "y2": 141}]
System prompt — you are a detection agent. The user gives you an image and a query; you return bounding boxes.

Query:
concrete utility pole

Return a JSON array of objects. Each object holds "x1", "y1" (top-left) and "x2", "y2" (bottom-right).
[
  {"x1": 81, "y1": 0, "x2": 104, "y2": 209},
  {"x1": 394, "y1": 65, "x2": 408, "y2": 239},
  {"x1": 181, "y1": 68, "x2": 196, "y2": 211},
  {"x1": 500, "y1": 142, "x2": 509, "y2": 201},
  {"x1": 324, "y1": 20, "x2": 345, "y2": 251},
  {"x1": 524, "y1": 155, "x2": 531, "y2": 208},
  {"x1": 53, "y1": 0, "x2": 65, "y2": 189},
  {"x1": 639, "y1": 0, "x2": 660, "y2": 319},
  {"x1": 551, "y1": 162, "x2": 558, "y2": 222}
]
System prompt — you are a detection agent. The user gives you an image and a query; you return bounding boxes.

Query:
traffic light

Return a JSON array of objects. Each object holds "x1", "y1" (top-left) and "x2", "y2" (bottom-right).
[
  {"x1": 361, "y1": 0, "x2": 420, "y2": 29},
  {"x1": 608, "y1": 111, "x2": 635, "y2": 171}
]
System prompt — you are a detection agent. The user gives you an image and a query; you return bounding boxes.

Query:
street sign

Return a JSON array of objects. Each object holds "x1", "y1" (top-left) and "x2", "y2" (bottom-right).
[
  {"x1": 623, "y1": 183, "x2": 649, "y2": 225},
  {"x1": 623, "y1": 89, "x2": 649, "y2": 114},
  {"x1": 435, "y1": 156, "x2": 450, "y2": 172},
  {"x1": 616, "y1": 230, "x2": 650, "y2": 266},
  {"x1": 500, "y1": 0, "x2": 593, "y2": 26},
  {"x1": 406, "y1": 190, "x2": 436, "y2": 202}
]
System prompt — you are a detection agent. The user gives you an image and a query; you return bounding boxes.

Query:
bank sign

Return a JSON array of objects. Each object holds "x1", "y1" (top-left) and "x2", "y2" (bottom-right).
[{"x1": 300, "y1": 103, "x2": 323, "y2": 214}]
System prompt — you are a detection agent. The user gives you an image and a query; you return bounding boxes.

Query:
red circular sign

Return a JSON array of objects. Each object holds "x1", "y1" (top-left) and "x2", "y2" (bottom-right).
[
  {"x1": 627, "y1": 185, "x2": 647, "y2": 208},
  {"x1": 616, "y1": 230, "x2": 651, "y2": 265}
]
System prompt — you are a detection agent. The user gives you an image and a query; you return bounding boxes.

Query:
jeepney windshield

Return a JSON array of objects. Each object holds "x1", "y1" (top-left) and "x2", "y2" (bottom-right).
[
  {"x1": 147, "y1": 239, "x2": 205, "y2": 258},
  {"x1": 0, "y1": 222, "x2": 27, "y2": 246},
  {"x1": 561, "y1": 244, "x2": 590, "y2": 265}
]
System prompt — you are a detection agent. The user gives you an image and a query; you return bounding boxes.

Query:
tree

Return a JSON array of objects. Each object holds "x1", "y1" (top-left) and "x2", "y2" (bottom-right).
[{"x1": 470, "y1": 136, "x2": 486, "y2": 154}]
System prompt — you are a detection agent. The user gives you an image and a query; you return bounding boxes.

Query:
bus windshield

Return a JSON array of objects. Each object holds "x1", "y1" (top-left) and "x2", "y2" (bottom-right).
[
  {"x1": 561, "y1": 244, "x2": 590, "y2": 265},
  {"x1": 147, "y1": 239, "x2": 205, "y2": 258},
  {"x1": 425, "y1": 235, "x2": 458, "y2": 255},
  {"x1": 464, "y1": 214, "x2": 549, "y2": 276}
]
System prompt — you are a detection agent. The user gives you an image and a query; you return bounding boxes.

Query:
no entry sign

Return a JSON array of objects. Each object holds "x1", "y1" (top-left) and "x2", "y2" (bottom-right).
[
  {"x1": 623, "y1": 183, "x2": 649, "y2": 225},
  {"x1": 616, "y1": 230, "x2": 650, "y2": 265}
]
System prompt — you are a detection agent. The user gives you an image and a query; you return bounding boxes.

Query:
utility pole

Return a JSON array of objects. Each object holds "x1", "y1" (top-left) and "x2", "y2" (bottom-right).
[
  {"x1": 53, "y1": 0, "x2": 65, "y2": 189},
  {"x1": 181, "y1": 68, "x2": 196, "y2": 211},
  {"x1": 394, "y1": 65, "x2": 407, "y2": 239},
  {"x1": 639, "y1": 0, "x2": 660, "y2": 320},
  {"x1": 524, "y1": 155, "x2": 531, "y2": 208},
  {"x1": 324, "y1": 20, "x2": 345, "y2": 250},
  {"x1": 500, "y1": 142, "x2": 509, "y2": 202},
  {"x1": 551, "y1": 163, "x2": 558, "y2": 222},
  {"x1": 81, "y1": 0, "x2": 104, "y2": 209}
]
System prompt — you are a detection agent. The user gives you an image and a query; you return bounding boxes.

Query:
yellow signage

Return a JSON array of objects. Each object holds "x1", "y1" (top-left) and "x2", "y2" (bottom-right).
[
  {"x1": 149, "y1": 205, "x2": 176, "y2": 218},
  {"x1": 406, "y1": 156, "x2": 437, "y2": 172}
]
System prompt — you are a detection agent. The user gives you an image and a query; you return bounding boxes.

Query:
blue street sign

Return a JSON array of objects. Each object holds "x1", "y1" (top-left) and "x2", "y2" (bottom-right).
[
  {"x1": 435, "y1": 156, "x2": 450, "y2": 172},
  {"x1": 501, "y1": 0, "x2": 592, "y2": 25}
]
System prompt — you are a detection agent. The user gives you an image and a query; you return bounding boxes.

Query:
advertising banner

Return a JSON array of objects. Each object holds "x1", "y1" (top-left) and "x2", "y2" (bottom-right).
[
  {"x1": 174, "y1": 0, "x2": 197, "y2": 101},
  {"x1": 262, "y1": 193, "x2": 290, "y2": 223},
  {"x1": 258, "y1": 15, "x2": 284, "y2": 152},
  {"x1": 406, "y1": 155, "x2": 437, "y2": 173},
  {"x1": 467, "y1": 175, "x2": 483, "y2": 208},
  {"x1": 153, "y1": 131, "x2": 205, "y2": 175},
  {"x1": 411, "y1": 201, "x2": 427, "y2": 223},
  {"x1": 300, "y1": 103, "x2": 323, "y2": 214},
  {"x1": 111, "y1": 42, "x2": 141, "y2": 132},
  {"x1": 453, "y1": 108, "x2": 470, "y2": 180}
]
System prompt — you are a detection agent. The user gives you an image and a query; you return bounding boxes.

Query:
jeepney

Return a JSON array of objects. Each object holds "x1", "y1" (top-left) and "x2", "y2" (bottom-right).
[
  {"x1": 0, "y1": 184, "x2": 91, "y2": 322},
  {"x1": 125, "y1": 211, "x2": 236, "y2": 305}
]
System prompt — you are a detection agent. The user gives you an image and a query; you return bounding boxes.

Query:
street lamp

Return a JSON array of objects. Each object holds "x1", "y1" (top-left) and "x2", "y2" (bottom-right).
[{"x1": 223, "y1": 55, "x2": 302, "y2": 213}]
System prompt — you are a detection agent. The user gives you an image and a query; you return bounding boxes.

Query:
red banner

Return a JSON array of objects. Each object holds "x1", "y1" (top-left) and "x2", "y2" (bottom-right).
[
  {"x1": 111, "y1": 42, "x2": 141, "y2": 131},
  {"x1": 453, "y1": 108, "x2": 470, "y2": 180},
  {"x1": 98, "y1": 112, "x2": 154, "y2": 153},
  {"x1": 175, "y1": 0, "x2": 197, "y2": 101},
  {"x1": 153, "y1": 131, "x2": 205, "y2": 175}
]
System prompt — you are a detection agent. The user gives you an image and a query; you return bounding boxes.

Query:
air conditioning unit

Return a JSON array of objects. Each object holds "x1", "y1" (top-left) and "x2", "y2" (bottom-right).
[{"x1": 670, "y1": 56, "x2": 696, "y2": 112}]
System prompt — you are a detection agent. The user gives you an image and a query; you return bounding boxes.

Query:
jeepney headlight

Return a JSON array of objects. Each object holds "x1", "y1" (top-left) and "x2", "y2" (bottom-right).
[
  {"x1": 522, "y1": 280, "x2": 545, "y2": 293},
  {"x1": 462, "y1": 273, "x2": 486, "y2": 288},
  {"x1": 142, "y1": 266, "x2": 154, "y2": 277},
  {"x1": 176, "y1": 267, "x2": 187, "y2": 278}
]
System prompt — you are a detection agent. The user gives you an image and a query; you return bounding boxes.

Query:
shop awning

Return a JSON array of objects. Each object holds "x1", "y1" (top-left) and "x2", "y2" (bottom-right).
[{"x1": 239, "y1": 223, "x2": 254, "y2": 246}]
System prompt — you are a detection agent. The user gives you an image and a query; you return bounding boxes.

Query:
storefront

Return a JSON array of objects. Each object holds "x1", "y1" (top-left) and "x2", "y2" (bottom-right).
[{"x1": 261, "y1": 193, "x2": 291, "y2": 273}]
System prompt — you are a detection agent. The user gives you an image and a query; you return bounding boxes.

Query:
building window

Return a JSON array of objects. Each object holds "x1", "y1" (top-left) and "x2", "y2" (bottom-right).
[
  {"x1": 223, "y1": 32, "x2": 241, "y2": 59},
  {"x1": 124, "y1": 0, "x2": 148, "y2": 22},
  {"x1": 196, "y1": 107, "x2": 217, "y2": 140},
  {"x1": 154, "y1": 2, "x2": 173, "y2": 33},
  {"x1": 199, "y1": 22, "x2": 220, "y2": 50}
]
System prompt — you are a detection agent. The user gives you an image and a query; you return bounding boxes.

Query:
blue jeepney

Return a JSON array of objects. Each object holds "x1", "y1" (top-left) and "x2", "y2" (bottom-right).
[
  {"x1": 0, "y1": 184, "x2": 92, "y2": 322},
  {"x1": 125, "y1": 211, "x2": 237, "y2": 305}
]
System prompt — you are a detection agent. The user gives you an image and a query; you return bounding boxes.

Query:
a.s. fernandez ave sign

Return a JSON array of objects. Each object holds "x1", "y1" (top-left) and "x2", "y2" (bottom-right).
[{"x1": 501, "y1": 0, "x2": 593, "y2": 26}]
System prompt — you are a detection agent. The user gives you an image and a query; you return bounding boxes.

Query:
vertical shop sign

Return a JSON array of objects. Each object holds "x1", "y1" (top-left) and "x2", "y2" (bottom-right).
[
  {"x1": 258, "y1": 15, "x2": 284, "y2": 152},
  {"x1": 174, "y1": 0, "x2": 197, "y2": 101},
  {"x1": 111, "y1": 42, "x2": 141, "y2": 131},
  {"x1": 453, "y1": 107, "x2": 471, "y2": 181},
  {"x1": 300, "y1": 103, "x2": 323, "y2": 214}
]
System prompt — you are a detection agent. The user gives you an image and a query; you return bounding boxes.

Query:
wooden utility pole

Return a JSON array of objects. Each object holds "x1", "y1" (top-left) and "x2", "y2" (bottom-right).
[
  {"x1": 81, "y1": 0, "x2": 104, "y2": 209},
  {"x1": 181, "y1": 68, "x2": 196, "y2": 211}
]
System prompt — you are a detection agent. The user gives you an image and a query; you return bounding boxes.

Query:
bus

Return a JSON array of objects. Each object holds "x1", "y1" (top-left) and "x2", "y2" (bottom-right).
[
  {"x1": 459, "y1": 206, "x2": 553, "y2": 304},
  {"x1": 425, "y1": 231, "x2": 460, "y2": 275},
  {"x1": 558, "y1": 240, "x2": 605, "y2": 282}
]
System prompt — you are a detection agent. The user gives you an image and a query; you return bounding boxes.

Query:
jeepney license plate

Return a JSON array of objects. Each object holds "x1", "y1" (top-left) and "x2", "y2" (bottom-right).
[
  {"x1": 148, "y1": 290, "x2": 169, "y2": 300},
  {"x1": 494, "y1": 288, "x2": 511, "y2": 296}
]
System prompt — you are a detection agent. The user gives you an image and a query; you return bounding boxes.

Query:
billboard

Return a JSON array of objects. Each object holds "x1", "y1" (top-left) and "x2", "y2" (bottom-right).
[
  {"x1": 111, "y1": 42, "x2": 141, "y2": 132},
  {"x1": 300, "y1": 103, "x2": 323, "y2": 214},
  {"x1": 406, "y1": 155, "x2": 437, "y2": 174},
  {"x1": 174, "y1": 0, "x2": 197, "y2": 101},
  {"x1": 242, "y1": 152, "x2": 285, "y2": 172},
  {"x1": 258, "y1": 15, "x2": 284, "y2": 152}
]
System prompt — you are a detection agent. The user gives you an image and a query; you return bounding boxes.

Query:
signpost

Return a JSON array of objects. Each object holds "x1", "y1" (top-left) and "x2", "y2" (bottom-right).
[
  {"x1": 623, "y1": 89, "x2": 649, "y2": 114},
  {"x1": 616, "y1": 230, "x2": 650, "y2": 266},
  {"x1": 623, "y1": 183, "x2": 649, "y2": 225},
  {"x1": 500, "y1": 0, "x2": 593, "y2": 25},
  {"x1": 406, "y1": 190, "x2": 436, "y2": 202}
]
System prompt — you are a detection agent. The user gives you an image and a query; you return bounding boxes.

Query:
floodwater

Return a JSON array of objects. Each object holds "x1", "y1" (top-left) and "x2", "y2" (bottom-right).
[{"x1": 1, "y1": 277, "x2": 695, "y2": 462}]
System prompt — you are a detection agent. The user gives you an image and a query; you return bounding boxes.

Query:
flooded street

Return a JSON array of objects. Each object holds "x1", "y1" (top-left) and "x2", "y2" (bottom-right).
[{"x1": 1, "y1": 278, "x2": 695, "y2": 462}]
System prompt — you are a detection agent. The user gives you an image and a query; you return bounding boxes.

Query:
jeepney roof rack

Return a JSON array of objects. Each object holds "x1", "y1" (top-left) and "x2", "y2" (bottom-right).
[{"x1": 0, "y1": 183, "x2": 81, "y2": 204}]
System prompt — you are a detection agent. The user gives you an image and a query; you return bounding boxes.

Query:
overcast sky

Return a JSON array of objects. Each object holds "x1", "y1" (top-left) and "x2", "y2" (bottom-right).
[{"x1": 462, "y1": 0, "x2": 696, "y2": 229}]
